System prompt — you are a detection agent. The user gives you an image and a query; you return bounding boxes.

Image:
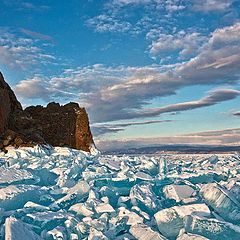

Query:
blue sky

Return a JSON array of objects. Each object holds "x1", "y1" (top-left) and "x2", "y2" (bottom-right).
[{"x1": 0, "y1": 0, "x2": 240, "y2": 150}]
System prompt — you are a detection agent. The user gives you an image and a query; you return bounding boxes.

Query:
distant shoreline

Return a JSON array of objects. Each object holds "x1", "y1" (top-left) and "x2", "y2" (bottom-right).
[{"x1": 103, "y1": 144, "x2": 240, "y2": 155}]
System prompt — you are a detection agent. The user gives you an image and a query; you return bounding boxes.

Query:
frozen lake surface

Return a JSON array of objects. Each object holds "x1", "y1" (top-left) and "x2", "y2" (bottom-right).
[{"x1": 0, "y1": 146, "x2": 240, "y2": 239}]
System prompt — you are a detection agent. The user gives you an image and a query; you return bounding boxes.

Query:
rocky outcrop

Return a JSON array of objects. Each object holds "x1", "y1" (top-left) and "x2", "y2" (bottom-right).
[
  {"x1": 22, "y1": 102, "x2": 94, "y2": 152},
  {"x1": 0, "y1": 73, "x2": 22, "y2": 136},
  {"x1": 0, "y1": 73, "x2": 94, "y2": 152}
]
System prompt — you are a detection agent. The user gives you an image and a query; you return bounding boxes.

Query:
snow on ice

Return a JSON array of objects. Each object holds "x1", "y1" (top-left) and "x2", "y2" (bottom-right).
[{"x1": 0, "y1": 146, "x2": 240, "y2": 239}]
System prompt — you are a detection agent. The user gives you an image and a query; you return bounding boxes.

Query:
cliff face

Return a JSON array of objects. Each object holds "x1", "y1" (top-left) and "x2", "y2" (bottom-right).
[
  {"x1": 0, "y1": 73, "x2": 22, "y2": 136},
  {"x1": 0, "y1": 73, "x2": 94, "y2": 152},
  {"x1": 23, "y1": 102, "x2": 94, "y2": 152}
]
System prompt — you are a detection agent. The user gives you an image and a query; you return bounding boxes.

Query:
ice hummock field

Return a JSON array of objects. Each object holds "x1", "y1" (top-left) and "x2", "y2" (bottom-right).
[{"x1": 0, "y1": 146, "x2": 240, "y2": 240}]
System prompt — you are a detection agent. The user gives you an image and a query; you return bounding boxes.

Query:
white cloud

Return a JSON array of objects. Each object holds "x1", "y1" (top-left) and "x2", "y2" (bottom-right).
[
  {"x1": 176, "y1": 22, "x2": 240, "y2": 84},
  {"x1": 20, "y1": 28, "x2": 53, "y2": 41},
  {"x1": 112, "y1": 0, "x2": 152, "y2": 5},
  {"x1": 15, "y1": 23, "x2": 240, "y2": 124},
  {"x1": 148, "y1": 31, "x2": 207, "y2": 60},
  {"x1": 165, "y1": 0, "x2": 186, "y2": 12},
  {"x1": 192, "y1": 0, "x2": 233, "y2": 12},
  {"x1": 129, "y1": 89, "x2": 240, "y2": 119},
  {"x1": 86, "y1": 0, "x2": 188, "y2": 35},
  {"x1": 208, "y1": 22, "x2": 240, "y2": 46},
  {"x1": 91, "y1": 88, "x2": 240, "y2": 136},
  {"x1": 3, "y1": 1, "x2": 50, "y2": 11},
  {"x1": 0, "y1": 28, "x2": 55, "y2": 70},
  {"x1": 92, "y1": 120, "x2": 173, "y2": 136},
  {"x1": 95, "y1": 22, "x2": 240, "y2": 121},
  {"x1": 14, "y1": 76, "x2": 51, "y2": 101},
  {"x1": 96, "y1": 128, "x2": 240, "y2": 151},
  {"x1": 112, "y1": 0, "x2": 186, "y2": 10},
  {"x1": 86, "y1": 0, "x2": 237, "y2": 38},
  {"x1": 86, "y1": 15, "x2": 132, "y2": 33}
]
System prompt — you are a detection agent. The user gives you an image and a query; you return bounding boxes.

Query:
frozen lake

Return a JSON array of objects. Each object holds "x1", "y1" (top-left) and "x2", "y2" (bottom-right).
[{"x1": 0, "y1": 146, "x2": 239, "y2": 239}]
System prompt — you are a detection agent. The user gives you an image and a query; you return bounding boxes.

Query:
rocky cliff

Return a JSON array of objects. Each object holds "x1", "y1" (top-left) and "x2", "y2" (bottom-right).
[
  {"x1": 0, "y1": 73, "x2": 22, "y2": 136},
  {"x1": 0, "y1": 72, "x2": 94, "y2": 152}
]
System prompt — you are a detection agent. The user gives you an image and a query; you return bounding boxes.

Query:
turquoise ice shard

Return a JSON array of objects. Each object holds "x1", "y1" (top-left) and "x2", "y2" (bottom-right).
[
  {"x1": 55, "y1": 181, "x2": 90, "y2": 208},
  {"x1": 28, "y1": 168, "x2": 58, "y2": 186},
  {"x1": 99, "y1": 186, "x2": 119, "y2": 207},
  {"x1": 23, "y1": 201, "x2": 50, "y2": 213},
  {"x1": 163, "y1": 184, "x2": 196, "y2": 203},
  {"x1": 24, "y1": 211, "x2": 69, "y2": 231},
  {"x1": 130, "y1": 182, "x2": 161, "y2": 215},
  {"x1": 0, "y1": 166, "x2": 37, "y2": 186},
  {"x1": 117, "y1": 207, "x2": 143, "y2": 225},
  {"x1": 5, "y1": 217, "x2": 42, "y2": 240},
  {"x1": 159, "y1": 157, "x2": 168, "y2": 177},
  {"x1": 200, "y1": 183, "x2": 240, "y2": 222},
  {"x1": 88, "y1": 228, "x2": 108, "y2": 240},
  {"x1": 184, "y1": 215, "x2": 240, "y2": 240},
  {"x1": 43, "y1": 226, "x2": 67, "y2": 240},
  {"x1": 154, "y1": 203, "x2": 210, "y2": 238},
  {"x1": 95, "y1": 203, "x2": 115, "y2": 214},
  {"x1": 0, "y1": 185, "x2": 44, "y2": 211},
  {"x1": 134, "y1": 171, "x2": 153, "y2": 181},
  {"x1": 130, "y1": 223, "x2": 167, "y2": 240},
  {"x1": 226, "y1": 180, "x2": 240, "y2": 202},
  {"x1": 177, "y1": 230, "x2": 209, "y2": 239},
  {"x1": 69, "y1": 203, "x2": 94, "y2": 217}
]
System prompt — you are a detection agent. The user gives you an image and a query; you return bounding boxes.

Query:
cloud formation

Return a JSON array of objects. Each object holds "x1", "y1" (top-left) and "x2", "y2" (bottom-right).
[
  {"x1": 3, "y1": 1, "x2": 50, "y2": 11},
  {"x1": 20, "y1": 28, "x2": 53, "y2": 42},
  {"x1": 86, "y1": 15, "x2": 132, "y2": 33},
  {"x1": 14, "y1": 22, "x2": 240, "y2": 123},
  {"x1": 92, "y1": 120, "x2": 173, "y2": 136},
  {"x1": 233, "y1": 112, "x2": 240, "y2": 116},
  {"x1": 148, "y1": 31, "x2": 207, "y2": 61},
  {"x1": 0, "y1": 28, "x2": 55, "y2": 69},
  {"x1": 14, "y1": 76, "x2": 79, "y2": 102},
  {"x1": 96, "y1": 128, "x2": 240, "y2": 151},
  {"x1": 14, "y1": 76, "x2": 51, "y2": 101},
  {"x1": 90, "y1": 89, "x2": 240, "y2": 137},
  {"x1": 85, "y1": 0, "x2": 189, "y2": 35},
  {"x1": 192, "y1": 0, "x2": 234, "y2": 12},
  {"x1": 112, "y1": 0, "x2": 234, "y2": 12},
  {"x1": 129, "y1": 89, "x2": 240, "y2": 119},
  {"x1": 86, "y1": 0, "x2": 237, "y2": 39}
]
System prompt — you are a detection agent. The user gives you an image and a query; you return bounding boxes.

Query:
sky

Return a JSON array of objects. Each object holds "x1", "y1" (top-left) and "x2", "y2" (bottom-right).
[{"x1": 0, "y1": 0, "x2": 240, "y2": 151}]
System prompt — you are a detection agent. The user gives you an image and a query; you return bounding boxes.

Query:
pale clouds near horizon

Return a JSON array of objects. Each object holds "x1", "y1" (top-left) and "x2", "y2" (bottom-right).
[{"x1": 96, "y1": 128, "x2": 240, "y2": 151}]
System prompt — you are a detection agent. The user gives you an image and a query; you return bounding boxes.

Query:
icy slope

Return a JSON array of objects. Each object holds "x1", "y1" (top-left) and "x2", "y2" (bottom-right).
[{"x1": 0, "y1": 146, "x2": 240, "y2": 239}]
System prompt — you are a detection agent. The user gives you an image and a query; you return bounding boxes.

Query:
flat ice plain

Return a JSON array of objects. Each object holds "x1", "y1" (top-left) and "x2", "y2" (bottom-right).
[{"x1": 0, "y1": 145, "x2": 240, "y2": 240}]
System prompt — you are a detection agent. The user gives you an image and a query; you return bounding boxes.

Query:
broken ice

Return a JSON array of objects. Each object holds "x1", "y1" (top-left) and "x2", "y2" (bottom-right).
[{"x1": 0, "y1": 147, "x2": 240, "y2": 239}]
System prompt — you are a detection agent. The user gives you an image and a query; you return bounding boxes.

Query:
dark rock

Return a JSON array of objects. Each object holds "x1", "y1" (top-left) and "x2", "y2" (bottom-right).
[
  {"x1": 22, "y1": 102, "x2": 94, "y2": 152},
  {"x1": 5, "y1": 129, "x2": 16, "y2": 141},
  {"x1": 0, "y1": 72, "x2": 22, "y2": 136},
  {"x1": 3, "y1": 139, "x2": 11, "y2": 146},
  {"x1": 0, "y1": 72, "x2": 94, "y2": 152},
  {"x1": 14, "y1": 136, "x2": 24, "y2": 147}
]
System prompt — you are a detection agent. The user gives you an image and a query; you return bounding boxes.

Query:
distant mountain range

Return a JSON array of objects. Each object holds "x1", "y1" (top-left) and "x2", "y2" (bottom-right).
[{"x1": 104, "y1": 144, "x2": 240, "y2": 155}]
